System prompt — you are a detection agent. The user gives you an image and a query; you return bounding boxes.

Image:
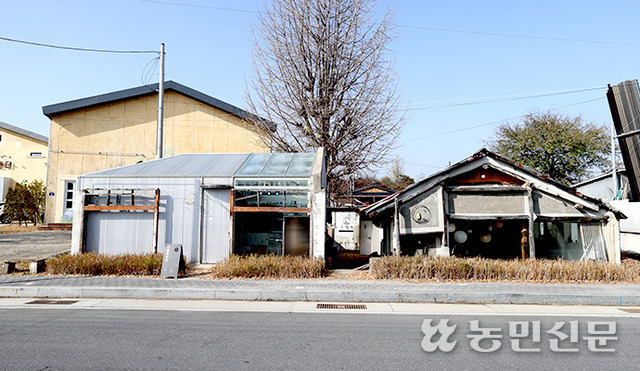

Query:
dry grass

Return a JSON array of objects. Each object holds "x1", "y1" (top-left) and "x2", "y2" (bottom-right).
[
  {"x1": 0, "y1": 224, "x2": 39, "y2": 234},
  {"x1": 370, "y1": 256, "x2": 640, "y2": 283},
  {"x1": 46, "y1": 253, "x2": 165, "y2": 276},
  {"x1": 208, "y1": 255, "x2": 326, "y2": 279}
]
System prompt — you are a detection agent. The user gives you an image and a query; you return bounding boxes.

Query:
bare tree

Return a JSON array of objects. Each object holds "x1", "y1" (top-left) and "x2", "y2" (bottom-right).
[{"x1": 245, "y1": 0, "x2": 404, "y2": 191}]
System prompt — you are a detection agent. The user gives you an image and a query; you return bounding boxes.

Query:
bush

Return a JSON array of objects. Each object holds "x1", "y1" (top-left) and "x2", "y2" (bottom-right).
[
  {"x1": 209, "y1": 255, "x2": 326, "y2": 279},
  {"x1": 4, "y1": 179, "x2": 45, "y2": 225},
  {"x1": 370, "y1": 256, "x2": 640, "y2": 283},
  {"x1": 46, "y1": 253, "x2": 165, "y2": 276}
]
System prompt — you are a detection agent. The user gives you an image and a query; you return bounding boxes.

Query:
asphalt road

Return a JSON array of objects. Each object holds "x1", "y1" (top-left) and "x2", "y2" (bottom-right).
[{"x1": 0, "y1": 304, "x2": 638, "y2": 370}]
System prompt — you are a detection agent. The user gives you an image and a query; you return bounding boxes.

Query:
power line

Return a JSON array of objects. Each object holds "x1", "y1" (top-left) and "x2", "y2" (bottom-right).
[
  {"x1": 138, "y1": 0, "x2": 259, "y2": 14},
  {"x1": 407, "y1": 86, "x2": 606, "y2": 111},
  {"x1": 403, "y1": 96, "x2": 606, "y2": 143},
  {"x1": 0, "y1": 36, "x2": 158, "y2": 54},
  {"x1": 138, "y1": 0, "x2": 640, "y2": 46},
  {"x1": 135, "y1": 0, "x2": 640, "y2": 47},
  {"x1": 395, "y1": 24, "x2": 640, "y2": 47}
]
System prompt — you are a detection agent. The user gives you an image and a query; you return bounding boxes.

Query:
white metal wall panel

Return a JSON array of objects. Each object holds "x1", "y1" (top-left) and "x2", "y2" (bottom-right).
[
  {"x1": 79, "y1": 176, "x2": 202, "y2": 262},
  {"x1": 85, "y1": 212, "x2": 154, "y2": 255},
  {"x1": 201, "y1": 189, "x2": 231, "y2": 263}
]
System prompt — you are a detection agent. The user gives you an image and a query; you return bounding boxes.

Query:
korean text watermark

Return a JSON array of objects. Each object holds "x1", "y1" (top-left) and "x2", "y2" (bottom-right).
[{"x1": 421, "y1": 319, "x2": 617, "y2": 353}]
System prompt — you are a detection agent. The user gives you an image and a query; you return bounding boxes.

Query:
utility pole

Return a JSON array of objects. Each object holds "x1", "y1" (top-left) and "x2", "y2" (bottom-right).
[{"x1": 156, "y1": 43, "x2": 165, "y2": 159}]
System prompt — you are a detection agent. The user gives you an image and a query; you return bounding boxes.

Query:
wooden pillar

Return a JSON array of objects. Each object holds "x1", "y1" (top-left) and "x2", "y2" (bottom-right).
[
  {"x1": 526, "y1": 186, "x2": 536, "y2": 258},
  {"x1": 153, "y1": 189, "x2": 160, "y2": 253},
  {"x1": 520, "y1": 223, "x2": 528, "y2": 260}
]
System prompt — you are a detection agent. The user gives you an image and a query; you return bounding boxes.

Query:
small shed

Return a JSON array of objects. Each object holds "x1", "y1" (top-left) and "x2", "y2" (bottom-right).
[
  {"x1": 71, "y1": 150, "x2": 326, "y2": 263},
  {"x1": 365, "y1": 149, "x2": 624, "y2": 263}
]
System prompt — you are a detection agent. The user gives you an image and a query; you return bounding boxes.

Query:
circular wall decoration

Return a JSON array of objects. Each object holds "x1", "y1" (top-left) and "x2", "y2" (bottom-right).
[{"x1": 411, "y1": 205, "x2": 431, "y2": 224}]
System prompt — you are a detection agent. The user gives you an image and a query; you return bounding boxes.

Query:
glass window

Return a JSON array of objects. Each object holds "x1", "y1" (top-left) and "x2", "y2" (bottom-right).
[
  {"x1": 29, "y1": 152, "x2": 43, "y2": 157},
  {"x1": 258, "y1": 190, "x2": 284, "y2": 207},
  {"x1": 64, "y1": 180, "x2": 75, "y2": 210},
  {"x1": 234, "y1": 190, "x2": 258, "y2": 207},
  {"x1": 534, "y1": 221, "x2": 583, "y2": 261},
  {"x1": 285, "y1": 191, "x2": 309, "y2": 208},
  {"x1": 234, "y1": 178, "x2": 309, "y2": 189}
]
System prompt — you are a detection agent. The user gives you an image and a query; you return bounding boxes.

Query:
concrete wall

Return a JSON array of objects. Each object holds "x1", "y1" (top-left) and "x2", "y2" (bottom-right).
[
  {"x1": 399, "y1": 186, "x2": 443, "y2": 235},
  {"x1": 46, "y1": 91, "x2": 269, "y2": 223},
  {"x1": 331, "y1": 211, "x2": 360, "y2": 251},
  {"x1": 448, "y1": 191, "x2": 525, "y2": 215},
  {"x1": 0, "y1": 128, "x2": 47, "y2": 195}
]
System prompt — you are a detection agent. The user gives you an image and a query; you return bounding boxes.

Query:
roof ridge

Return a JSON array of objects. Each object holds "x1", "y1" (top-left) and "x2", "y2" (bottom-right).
[{"x1": 0, "y1": 120, "x2": 48, "y2": 143}]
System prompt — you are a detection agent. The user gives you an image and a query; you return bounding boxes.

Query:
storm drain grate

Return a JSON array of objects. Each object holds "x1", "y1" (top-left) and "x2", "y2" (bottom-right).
[
  {"x1": 317, "y1": 303, "x2": 367, "y2": 310},
  {"x1": 26, "y1": 299, "x2": 78, "y2": 305},
  {"x1": 619, "y1": 308, "x2": 640, "y2": 313}
]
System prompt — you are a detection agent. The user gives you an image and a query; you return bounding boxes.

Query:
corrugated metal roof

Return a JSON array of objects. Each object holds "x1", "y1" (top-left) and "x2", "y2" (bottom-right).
[
  {"x1": 607, "y1": 80, "x2": 640, "y2": 201},
  {"x1": 81, "y1": 154, "x2": 251, "y2": 178}
]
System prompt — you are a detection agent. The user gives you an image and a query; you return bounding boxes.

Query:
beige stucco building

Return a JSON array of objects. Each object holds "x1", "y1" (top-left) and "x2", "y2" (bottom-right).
[
  {"x1": 0, "y1": 121, "x2": 48, "y2": 199},
  {"x1": 42, "y1": 81, "x2": 271, "y2": 223}
]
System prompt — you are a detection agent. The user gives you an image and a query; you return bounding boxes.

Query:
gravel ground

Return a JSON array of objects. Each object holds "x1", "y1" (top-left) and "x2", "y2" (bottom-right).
[{"x1": 0, "y1": 231, "x2": 71, "y2": 261}]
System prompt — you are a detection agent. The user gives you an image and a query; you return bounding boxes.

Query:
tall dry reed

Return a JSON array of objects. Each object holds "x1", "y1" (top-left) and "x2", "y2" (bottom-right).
[
  {"x1": 208, "y1": 255, "x2": 326, "y2": 278},
  {"x1": 370, "y1": 256, "x2": 640, "y2": 283}
]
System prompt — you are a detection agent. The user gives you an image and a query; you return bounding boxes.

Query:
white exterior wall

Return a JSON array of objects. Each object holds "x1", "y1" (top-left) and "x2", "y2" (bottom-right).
[
  {"x1": 77, "y1": 176, "x2": 203, "y2": 263},
  {"x1": 331, "y1": 211, "x2": 360, "y2": 251},
  {"x1": 311, "y1": 190, "x2": 326, "y2": 259},
  {"x1": 359, "y1": 220, "x2": 382, "y2": 255}
]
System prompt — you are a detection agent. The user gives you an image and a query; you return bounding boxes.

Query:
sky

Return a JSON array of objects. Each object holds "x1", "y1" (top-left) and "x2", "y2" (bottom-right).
[{"x1": 1, "y1": 0, "x2": 640, "y2": 181}]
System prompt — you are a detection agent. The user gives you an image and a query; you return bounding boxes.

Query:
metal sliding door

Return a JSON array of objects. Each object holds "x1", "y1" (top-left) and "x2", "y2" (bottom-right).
[{"x1": 201, "y1": 189, "x2": 231, "y2": 263}]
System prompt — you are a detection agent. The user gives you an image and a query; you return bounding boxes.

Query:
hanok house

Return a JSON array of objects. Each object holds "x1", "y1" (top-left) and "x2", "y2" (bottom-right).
[
  {"x1": 70, "y1": 150, "x2": 326, "y2": 263},
  {"x1": 365, "y1": 149, "x2": 624, "y2": 263}
]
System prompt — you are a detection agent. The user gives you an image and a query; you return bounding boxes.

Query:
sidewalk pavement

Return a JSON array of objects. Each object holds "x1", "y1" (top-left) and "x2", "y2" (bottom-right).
[{"x1": 1, "y1": 275, "x2": 640, "y2": 306}]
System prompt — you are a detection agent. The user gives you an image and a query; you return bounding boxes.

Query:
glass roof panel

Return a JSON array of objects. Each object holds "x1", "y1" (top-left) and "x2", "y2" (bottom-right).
[
  {"x1": 235, "y1": 153, "x2": 272, "y2": 176},
  {"x1": 286, "y1": 153, "x2": 316, "y2": 176},
  {"x1": 261, "y1": 153, "x2": 295, "y2": 175}
]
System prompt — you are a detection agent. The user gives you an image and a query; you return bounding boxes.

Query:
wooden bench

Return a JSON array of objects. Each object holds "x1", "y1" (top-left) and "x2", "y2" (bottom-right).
[{"x1": 1, "y1": 258, "x2": 46, "y2": 274}]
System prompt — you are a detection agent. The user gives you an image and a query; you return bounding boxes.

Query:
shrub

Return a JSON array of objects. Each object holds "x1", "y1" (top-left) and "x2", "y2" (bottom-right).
[
  {"x1": 46, "y1": 253, "x2": 165, "y2": 276},
  {"x1": 209, "y1": 255, "x2": 326, "y2": 279},
  {"x1": 4, "y1": 180, "x2": 45, "y2": 225},
  {"x1": 370, "y1": 256, "x2": 640, "y2": 283}
]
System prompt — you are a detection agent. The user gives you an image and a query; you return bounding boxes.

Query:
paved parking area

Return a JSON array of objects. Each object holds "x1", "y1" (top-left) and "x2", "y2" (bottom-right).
[{"x1": 0, "y1": 231, "x2": 71, "y2": 261}]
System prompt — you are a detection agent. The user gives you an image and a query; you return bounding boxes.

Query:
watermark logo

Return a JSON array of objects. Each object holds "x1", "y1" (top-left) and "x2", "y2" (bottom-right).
[
  {"x1": 421, "y1": 319, "x2": 457, "y2": 352},
  {"x1": 421, "y1": 319, "x2": 617, "y2": 353}
]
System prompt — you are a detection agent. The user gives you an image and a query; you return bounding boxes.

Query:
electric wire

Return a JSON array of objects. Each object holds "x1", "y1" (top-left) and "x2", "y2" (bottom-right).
[
  {"x1": 402, "y1": 96, "x2": 606, "y2": 143},
  {"x1": 407, "y1": 86, "x2": 606, "y2": 111},
  {"x1": 395, "y1": 24, "x2": 640, "y2": 47},
  {"x1": 0, "y1": 36, "x2": 158, "y2": 54},
  {"x1": 138, "y1": 0, "x2": 640, "y2": 47},
  {"x1": 138, "y1": 0, "x2": 259, "y2": 14},
  {"x1": 141, "y1": 56, "x2": 161, "y2": 90}
]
